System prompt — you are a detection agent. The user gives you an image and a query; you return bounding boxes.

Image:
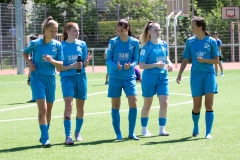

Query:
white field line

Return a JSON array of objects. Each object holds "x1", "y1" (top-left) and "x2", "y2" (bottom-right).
[
  {"x1": 0, "y1": 77, "x2": 190, "y2": 113},
  {"x1": 0, "y1": 93, "x2": 192, "y2": 122},
  {"x1": 0, "y1": 91, "x2": 107, "y2": 112},
  {"x1": 0, "y1": 77, "x2": 191, "y2": 122},
  {"x1": 0, "y1": 100, "x2": 193, "y2": 122}
]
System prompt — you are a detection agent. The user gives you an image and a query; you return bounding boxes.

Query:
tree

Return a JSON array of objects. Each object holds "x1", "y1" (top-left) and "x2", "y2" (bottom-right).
[
  {"x1": 27, "y1": 0, "x2": 99, "y2": 44},
  {"x1": 105, "y1": 0, "x2": 166, "y2": 24},
  {"x1": 195, "y1": 0, "x2": 240, "y2": 32},
  {"x1": 31, "y1": 0, "x2": 85, "y2": 6},
  {"x1": 0, "y1": 0, "x2": 27, "y2": 4}
]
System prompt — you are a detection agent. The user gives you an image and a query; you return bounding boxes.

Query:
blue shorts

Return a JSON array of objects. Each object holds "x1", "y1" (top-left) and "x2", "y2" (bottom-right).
[
  {"x1": 108, "y1": 77, "x2": 137, "y2": 98},
  {"x1": 141, "y1": 72, "x2": 169, "y2": 97},
  {"x1": 61, "y1": 73, "x2": 87, "y2": 100},
  {"x1": 190, "y1": 71, "x2": 218, "y2": 97},
  {"x1": 30, "y1": 74, "x2": 56, "y2": 103}
]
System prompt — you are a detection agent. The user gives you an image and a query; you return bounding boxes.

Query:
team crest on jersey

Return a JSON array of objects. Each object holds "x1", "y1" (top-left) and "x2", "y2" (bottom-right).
[
  {"x1": 62, "y1": 44, "x2": 67, "y2": 48},
  {"x1": 204, "y1": 43, "x2": 210, "y2": 48},
  {"x1": 76, "y1": 46, "x2": 82, "y2": 52},
  {"x1": 52, "y1": 46, "x2": 57, "y2": 53},
  {"x1": 108, "y1": 44, "x2": 111, "y2": 50},
  {"x1": 161, "y1": 45, "x2": 166, "y2": 52},
  {"x1": 129, "y1": 44, "x2": 134, "y2": 50},
  {"x1": 140, "y1": 49, "x2": 145, "y2": 56}
]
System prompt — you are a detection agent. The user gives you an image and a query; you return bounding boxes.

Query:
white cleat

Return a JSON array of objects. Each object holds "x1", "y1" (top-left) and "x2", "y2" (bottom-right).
[
  {"x1": 159, "y1": 130, "x2": 170, "y2": 136},
  {"x1": 142, "y1": 129, "x2": 152, "y2": 137},
  {"x1": 205, "y1": 134, "x2": 213, "y2": 139},
  {"x1": 75, "y1": 132, "x2": 83, "y2": 141}
]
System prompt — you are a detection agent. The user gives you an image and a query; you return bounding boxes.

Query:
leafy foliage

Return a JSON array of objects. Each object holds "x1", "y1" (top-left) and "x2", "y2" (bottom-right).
[
  {"x1": 104, "y1": 0, "x2": 166, "y2": 23},
  {"x1": 195, "y1": 0, "x2": 240, "y2": 33},
  {"x1": 24, "y1": 0, "x2": 239, "y2": 62},
  {"x1": 98, "y1": 20, "x2": 148, "y2": 42},
  {"x1": 27, "y1": 0, "x2": 99, "y2": 42},
  {"x1": 31, "y1": 0, "x2": 85, "y2": 7},
  {"x1": 0, "y1": 0, "x2": 27, "y2": 4}
]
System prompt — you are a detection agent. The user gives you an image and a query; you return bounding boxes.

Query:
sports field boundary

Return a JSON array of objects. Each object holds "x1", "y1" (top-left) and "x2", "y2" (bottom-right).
[{"x1": 0, "y1": 62, "x2": 239, "y2": 75}]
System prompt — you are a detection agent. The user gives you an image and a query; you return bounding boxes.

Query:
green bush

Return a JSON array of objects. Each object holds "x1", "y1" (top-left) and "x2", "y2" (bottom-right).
[{"x1": 98, "y1": 20, "x2": 149, "y2": 42}]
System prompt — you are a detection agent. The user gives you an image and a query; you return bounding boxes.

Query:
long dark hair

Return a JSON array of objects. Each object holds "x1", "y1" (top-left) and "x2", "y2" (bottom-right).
[
  {"x1": 116, "y1": 19, "x2": 132, "y2": 36},
  {"x1": 192, "y1": 17, "x2": 210, "y2": 36}
]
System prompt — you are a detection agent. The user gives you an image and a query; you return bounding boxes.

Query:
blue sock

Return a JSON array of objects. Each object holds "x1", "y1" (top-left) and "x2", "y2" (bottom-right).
[
  {"x1": 39, "y1": 124, "x2": 49, "y2": 144},
  {"x1": 192, "y1": 111, "x2": 200, "y2": 134},
  {"x1": 141, "y1": 117, "x2": 148, "y2": 127},
  {"x1": 158, "y1": 118, "x2": 166, "y2": 126},
  {"x1": 111, "y1": 108, "x2": 121, "y2": 135},
  {"x1": 75, "y1": 117, "x2": 84, "y2": 133},
  {"x1": 64, "y1": 120, "x2": 71, "y2": 137},
  {"x1": 128, "y1": 108, "x2": 137, "y2": 136},
  {"x1": 205, "y1": 111, "x2": 214, "y2": 136}
]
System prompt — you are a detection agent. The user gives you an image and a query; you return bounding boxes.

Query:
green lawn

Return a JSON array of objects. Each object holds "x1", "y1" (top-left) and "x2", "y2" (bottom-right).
[{"x1": 0, "y1": 70, "x2": 239, "y2": 160}]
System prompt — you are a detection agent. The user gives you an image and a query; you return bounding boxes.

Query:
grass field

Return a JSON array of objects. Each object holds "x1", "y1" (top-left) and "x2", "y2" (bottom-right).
[{"x1": 0, "y1": 70, "x2": 240, "y2": 160}]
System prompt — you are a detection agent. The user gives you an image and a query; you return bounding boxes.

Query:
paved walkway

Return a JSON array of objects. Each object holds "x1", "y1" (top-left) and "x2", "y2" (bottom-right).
[{"x1": 0, "y1": 62, "x2": 239, "y2": 75}]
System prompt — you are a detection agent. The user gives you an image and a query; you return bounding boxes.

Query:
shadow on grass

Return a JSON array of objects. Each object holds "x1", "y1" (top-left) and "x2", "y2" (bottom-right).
[
  {"x1": 142, "y1": 136, "x2": 204, "y2": 145},
  {"x1": 74, "y1": 138, "x2": 120, "y2": 146},
  {"x1": 138, "y1": 135, "x2": 160, "y2": 139},
  {"x1": 5, "y1": 102, "x2": 29, "y2": 105},
  {"x1": 73, "y1": 136, "x2": 145, "y2": 146},
  {"x1": 0, "y1": 137, "x2": 139, "y2": 153},
  {"x1": 0, "y1": 143, "x2": 64, "y2": 153}
]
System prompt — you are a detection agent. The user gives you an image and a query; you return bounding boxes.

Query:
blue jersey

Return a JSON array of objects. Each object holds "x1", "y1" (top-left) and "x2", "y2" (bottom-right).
[
  {"x1": 182, "y1": 36, "x2": 219, "y2": 73},
  {"x1": 60, "y1": 39, "x2": 88, "y2": 77},
  {"x1": 24, "y1": 38, "x2": 63, "y2": 75},
  {"x1": 106, "y1": 36, "x2": 139, "y2": 79},
  {"x1": 140, "y1": 40, "x2": 168, "y2": 74},
  {"x1": 216, "y1": 38, "x2": 222, "y2": 56}
]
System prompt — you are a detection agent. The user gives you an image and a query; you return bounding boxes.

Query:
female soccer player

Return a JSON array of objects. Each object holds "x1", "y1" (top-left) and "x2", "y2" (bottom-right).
[
  {"x1": 57, "y1": 22, "x2": 92, "y2": 145},
  {"x1": 176, "y1": 17, "x2": 219, "y2": 139},
  {"x1": 213, "y1": 31, "x2": 224, "y2": 76},
  {"x1": 139, "y1": 22, "x2": 173, "y2": 137},
  {"x1": 26, "y1": 35, "x2": 38, "y2": 103},
  {"x1": 106, "y1": 19, "x2": 140, "y2": 141},
  {"x1": 23, "y1": 16, "x2": 63, "y2": 147},
  {"x1": 103, "y1": 48, "x2": 109, "y2": 85}
]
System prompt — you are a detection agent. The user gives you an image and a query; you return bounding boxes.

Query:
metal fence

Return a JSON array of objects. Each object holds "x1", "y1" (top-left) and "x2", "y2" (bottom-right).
[{"x1": 0, "y1": 2, "x2": 239, "y2": 71}]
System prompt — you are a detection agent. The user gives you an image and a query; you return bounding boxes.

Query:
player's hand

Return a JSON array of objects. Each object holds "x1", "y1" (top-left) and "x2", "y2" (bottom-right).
[
  {"x1": 156, "y1": 61, "x2": 165, "y2": 68},
  {"x1": 176, "y1": 75, "x2": 181, "y2": 84},
  {"x1": 86, "y1": 52, "x2": 92, "y2": 62},
  {"x1": 124, "y1": 62, "x2": 131, "y2": 70},
  {"x1": 167, "y1": 65, "x2": 173, "y2": 72},
  {"x1": 197, "y1": 57, "x2": 205, "y2": 63},
  {"x1": 44, "y1": 55, "x2": 53, "y2": 62},
  {"x1": 28, "y1": 62, "x2": 36, "y2": 71},
  {"x1": 72, "y1": 62, "x2": 82, "y2": 69},
  {"x1": 117, "y1": 61, "x2": 122, "y2": 70}
]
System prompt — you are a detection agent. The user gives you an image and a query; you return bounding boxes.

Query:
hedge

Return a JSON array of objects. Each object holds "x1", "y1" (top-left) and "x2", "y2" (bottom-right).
[{"x1": 97, "y1": 20, "x2": 149, "y2": 42}]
